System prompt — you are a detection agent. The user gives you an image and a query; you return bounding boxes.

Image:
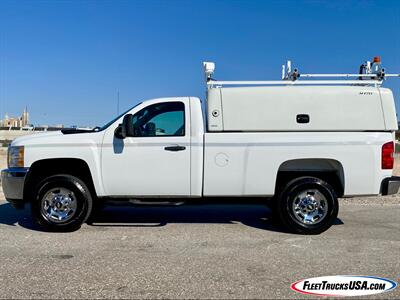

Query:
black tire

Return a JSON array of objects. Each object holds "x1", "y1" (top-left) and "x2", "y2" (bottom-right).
[
  {"x1": 277, "y1": 176, "x2": 338, "y2": 234},
  {"x1": 31, "y1": 175, "x2": 93, "y2": 232}
]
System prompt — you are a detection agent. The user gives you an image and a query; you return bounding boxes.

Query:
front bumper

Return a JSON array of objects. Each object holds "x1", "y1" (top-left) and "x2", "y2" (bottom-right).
[
  {"x1": 381, "y1": 176, "x2": 400, "y2": 195},
  {"x1": 1, "y1": 168, "x2": 29, "y2": 208}
]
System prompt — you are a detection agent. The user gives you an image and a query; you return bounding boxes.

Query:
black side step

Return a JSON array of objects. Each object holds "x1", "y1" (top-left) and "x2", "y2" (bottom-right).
[{"x1": 128, "y1": 199, "x2": 185, "y2": 206}]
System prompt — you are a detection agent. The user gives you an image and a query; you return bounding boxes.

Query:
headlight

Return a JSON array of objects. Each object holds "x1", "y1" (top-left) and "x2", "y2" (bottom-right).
[{"x1": 7, "y1": 146, "x2": 24, "y2": 168}]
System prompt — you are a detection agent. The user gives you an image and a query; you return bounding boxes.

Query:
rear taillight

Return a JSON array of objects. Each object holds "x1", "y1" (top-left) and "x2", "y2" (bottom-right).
[{"x1": 381, "y1": 141, "x2": 394, "y2": 169}]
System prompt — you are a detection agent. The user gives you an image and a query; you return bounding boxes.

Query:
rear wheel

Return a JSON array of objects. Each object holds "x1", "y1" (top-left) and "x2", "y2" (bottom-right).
[
  {"x1": 31, "y1": 175, "x2": 93, "y2": 231},
  {"x1": 277, "y1": 176, "x2": 338, "y2": 234}
]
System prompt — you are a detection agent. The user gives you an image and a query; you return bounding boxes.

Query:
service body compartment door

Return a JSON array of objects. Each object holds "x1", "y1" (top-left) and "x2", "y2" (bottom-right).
[{"x1": 101, "y1": 98, "x2": 191, "y2": 197}]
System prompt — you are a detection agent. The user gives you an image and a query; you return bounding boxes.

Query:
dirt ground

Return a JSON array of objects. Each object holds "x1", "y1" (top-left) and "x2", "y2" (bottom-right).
[
  {"x1": 394, "y1": 153, "x2": 400, "y2": 176},
  {"x1": 0, "y1": 148, "x2": 7, "y2": 171}
]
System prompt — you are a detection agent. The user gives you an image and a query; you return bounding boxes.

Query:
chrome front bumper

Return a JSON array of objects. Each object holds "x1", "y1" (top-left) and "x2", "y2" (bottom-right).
[{"x1": 1, "y1": 168, "x2": 28, "y2": 202}]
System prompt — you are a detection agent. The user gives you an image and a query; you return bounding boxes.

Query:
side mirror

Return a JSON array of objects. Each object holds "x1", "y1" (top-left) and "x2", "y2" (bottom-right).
[{"x1": 114, "y1": 114, "x2": 134, "y2": 139}]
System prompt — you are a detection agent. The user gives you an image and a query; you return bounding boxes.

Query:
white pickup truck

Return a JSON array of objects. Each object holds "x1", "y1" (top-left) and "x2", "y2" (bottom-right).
[{"x1": 2, "y1": 59, "x2": 400, "y2": 234}]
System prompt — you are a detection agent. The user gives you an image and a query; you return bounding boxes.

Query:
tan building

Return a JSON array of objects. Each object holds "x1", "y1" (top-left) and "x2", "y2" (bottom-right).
[{"x1": 1, "y1": 107, "x2": 29, "y2": 128}]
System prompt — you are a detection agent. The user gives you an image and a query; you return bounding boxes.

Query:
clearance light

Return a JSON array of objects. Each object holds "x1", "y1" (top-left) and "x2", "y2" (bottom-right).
[{"x1": 373, "y1": 56, "x2": 381, "y2": 63}]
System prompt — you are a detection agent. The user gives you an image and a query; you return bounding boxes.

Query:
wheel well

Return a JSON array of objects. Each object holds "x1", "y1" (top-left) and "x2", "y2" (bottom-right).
[
  {"x1": 24, "y1": 158, "x2": 97, "y2": 202},
  {"x1": 275, "y1": 159, "x2": 345, "y2": 197}
]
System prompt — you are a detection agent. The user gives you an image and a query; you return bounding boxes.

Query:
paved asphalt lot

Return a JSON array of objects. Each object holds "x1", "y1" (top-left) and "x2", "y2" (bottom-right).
[{"x1": 0, "y1": 198, "x2": 399, "y2": 299}]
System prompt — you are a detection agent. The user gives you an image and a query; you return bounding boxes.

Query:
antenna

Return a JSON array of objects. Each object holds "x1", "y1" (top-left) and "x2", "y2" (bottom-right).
[{"x1": 117, "y1": 91, "x2": 120, "y2": 115}]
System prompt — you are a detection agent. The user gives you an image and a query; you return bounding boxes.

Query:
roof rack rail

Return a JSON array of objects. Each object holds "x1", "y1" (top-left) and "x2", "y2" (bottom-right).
[{"x1": 203, "y1": 57, "x2": 400, "y2": 88}]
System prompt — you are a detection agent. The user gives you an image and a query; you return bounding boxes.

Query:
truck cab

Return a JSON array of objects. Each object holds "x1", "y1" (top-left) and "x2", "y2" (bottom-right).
[
  {"x1": 2, "y1": 59, "x2": 400, "y2": 234},
  {"x1": 101, "y1": 97, "x2": 204, "y2": 197}
]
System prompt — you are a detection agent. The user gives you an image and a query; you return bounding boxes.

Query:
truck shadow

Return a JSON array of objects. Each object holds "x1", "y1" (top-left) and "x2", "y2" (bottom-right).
[
  {"x1": 0, "y1": 202, "x2": 42, "y2": 230},
  {"x1": 90, "y1": 204, "x2": 292, "y2": 233},
  {"x1": 0, "y1": 201, "x2": 344, "y2": 233}
]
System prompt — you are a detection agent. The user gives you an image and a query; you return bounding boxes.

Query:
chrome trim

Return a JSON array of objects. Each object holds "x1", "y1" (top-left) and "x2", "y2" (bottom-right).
[
  {"x1": 381, "y1": 176, "x2": 400, "y2": 195},
  {"x1": 41, "y1": 187, "x2": 77, "y2": 223},
  {"x1": 1, "y1": 168, "x2": 29, "y2": 200},
  {"x1": 292, "y1": 189, "x2": 328, "y2": 225}
]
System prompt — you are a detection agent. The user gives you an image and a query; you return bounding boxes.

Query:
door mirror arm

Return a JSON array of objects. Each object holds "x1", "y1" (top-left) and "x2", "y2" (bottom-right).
[
  {"x1": 114, "y1": 124, "x2": 126, "y2": 139},
  {"x1": 114, "y1": 114, "x2": 134, "y2": 139}
]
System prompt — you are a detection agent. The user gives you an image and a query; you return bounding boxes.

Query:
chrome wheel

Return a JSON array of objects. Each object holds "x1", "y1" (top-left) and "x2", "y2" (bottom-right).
[
  {"x1": 292, "y1": 189, "x2": 328, "y2": 225},
  {"x1": 41, "y1": 187, "x2": 77, "y2": 223}
]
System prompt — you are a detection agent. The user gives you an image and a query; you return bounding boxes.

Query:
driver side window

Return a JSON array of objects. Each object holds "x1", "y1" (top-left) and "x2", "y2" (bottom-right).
[{"x1": 132, "y1": 102, "x2": 185, "y2": 137}]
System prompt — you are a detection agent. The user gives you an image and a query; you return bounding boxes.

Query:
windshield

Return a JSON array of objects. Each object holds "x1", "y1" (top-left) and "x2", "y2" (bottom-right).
[{"x1": 98, "y1": 102, "x2": 142, "y2": 131}]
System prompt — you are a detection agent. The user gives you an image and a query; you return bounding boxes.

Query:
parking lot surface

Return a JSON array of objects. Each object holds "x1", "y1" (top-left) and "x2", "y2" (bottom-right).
[{"x1": 0, "y1": 198, "x2": 399, "y2": 299}]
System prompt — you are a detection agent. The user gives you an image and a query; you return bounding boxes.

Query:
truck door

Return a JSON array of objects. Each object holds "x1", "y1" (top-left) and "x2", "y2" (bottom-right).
[{"x1": 101, "y1": 98, "x2": 191, "y2": 197}]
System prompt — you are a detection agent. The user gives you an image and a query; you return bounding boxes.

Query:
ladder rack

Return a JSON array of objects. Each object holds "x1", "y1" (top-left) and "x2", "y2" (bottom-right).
[{"x1": 203, "y1": 58, "x2": 400, "y2": 88}]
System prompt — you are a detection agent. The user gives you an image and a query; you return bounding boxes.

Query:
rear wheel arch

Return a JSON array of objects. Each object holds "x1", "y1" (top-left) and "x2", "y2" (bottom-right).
[{"x1": 274, "y1": 158, "x2": 345, "y2": 197}]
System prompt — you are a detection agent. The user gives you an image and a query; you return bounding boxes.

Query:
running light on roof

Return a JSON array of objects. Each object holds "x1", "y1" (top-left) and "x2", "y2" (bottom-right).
[
  {"x1": 203, "y1": 62, "x2": 215, "y2": 80},
  {"x1": 373, "y1": 56, "x2": 381, "y2": 63}
]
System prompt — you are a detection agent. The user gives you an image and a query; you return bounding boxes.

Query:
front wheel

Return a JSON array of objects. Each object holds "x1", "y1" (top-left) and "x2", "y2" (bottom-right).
[
  {"x1": 277, "y1": 176, "x2": 338, "y2": 234},
  {"x1": 31, "y1": 175, "x2": 93, "y2": 232}
]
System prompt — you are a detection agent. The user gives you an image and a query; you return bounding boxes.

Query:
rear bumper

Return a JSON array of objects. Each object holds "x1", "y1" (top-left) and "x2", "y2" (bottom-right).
[
  {"x1": 381, "y1": 176, "x2": 400, "y2": 195},
  {"x1": 1, "y1": 168, "x2": 29, "y2": 209}
]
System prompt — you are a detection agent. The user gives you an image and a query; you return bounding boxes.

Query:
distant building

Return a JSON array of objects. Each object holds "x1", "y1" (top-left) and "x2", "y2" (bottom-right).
[{"x1": 0, "y1": 107, "x2": 29, "y2": 128}]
